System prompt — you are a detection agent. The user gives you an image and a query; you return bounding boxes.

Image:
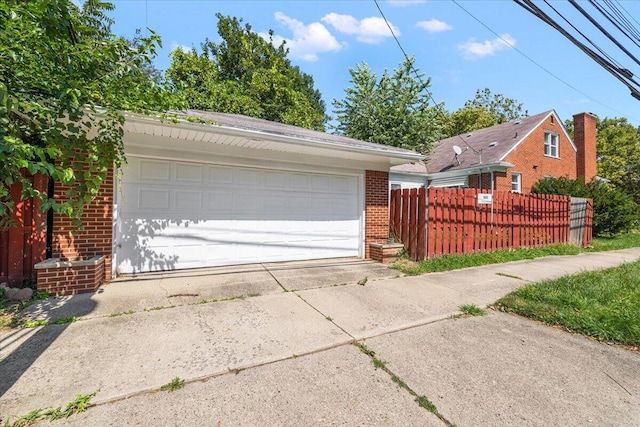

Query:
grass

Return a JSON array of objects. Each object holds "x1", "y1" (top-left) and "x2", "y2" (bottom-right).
[
  {"x1": 160, "y1": 377, "x2": 185, "y2": 392},
  {"x1": 495, "y1": 260, "x2": 640, "y2": 347},
  {"x1": 458, "y1": 304, "x2": 485, "y2": 317},
  {"x1": 0, "y1": 290, "x2": 50, "y2": 330},
  {"x1": 392, "y1": 232, "x2": 640, "y2": 276},
  {"x1": 589, "y1": 232, "x2": 640, "y2": 251}
]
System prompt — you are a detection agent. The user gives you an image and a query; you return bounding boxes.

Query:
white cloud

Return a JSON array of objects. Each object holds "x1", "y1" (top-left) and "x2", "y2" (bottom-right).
[
  {"x1": 457, "y1": 33, "x2": 516, "y2": 59},
  {"x1": 264, "y1": 12, "x2": 343, "y2": 61},
  {"x1": 386, "y1": 0, "x2": 426, "y2": 6},
  {"x1": 321, "y1": 13, "x2": 399, "y2": 44},
  {"x1": 170, "y1": 42, "x2": 192, "y2": 53},
  {"x1": 416, "y1": 19, "x2": 453, "y2": 33},
  {"x1": 563, "y1": 98, "x2": 590, "y2": 105}
]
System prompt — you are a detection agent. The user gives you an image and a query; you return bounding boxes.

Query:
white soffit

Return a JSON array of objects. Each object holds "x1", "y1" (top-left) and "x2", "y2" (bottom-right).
[{"x1": 123, "y1": 113, "x2": 424, "y2": 165}]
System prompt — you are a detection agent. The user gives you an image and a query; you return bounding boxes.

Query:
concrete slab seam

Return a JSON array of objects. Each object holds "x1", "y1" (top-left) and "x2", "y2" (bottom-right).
[
  {"x1": 261, "y1": 263, "x2": 288, "y2": 292},
  {"x1": 293, "y1": 292, "x2": 356, "y2": 340},
  {"x1": 79, "y1": 338, "x2": 356, "y2": 411},
  {"x1": 351, "y1": 313, "x2": 459, "y2": 342},
  {"x1": 353, "y1": 341, "x2": 454, "y2": 427}
]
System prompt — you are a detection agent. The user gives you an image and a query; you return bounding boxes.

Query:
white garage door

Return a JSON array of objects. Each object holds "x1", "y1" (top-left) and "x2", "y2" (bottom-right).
[{"x1": 115, "y1": 157, "x2": 361, "y2": 274}]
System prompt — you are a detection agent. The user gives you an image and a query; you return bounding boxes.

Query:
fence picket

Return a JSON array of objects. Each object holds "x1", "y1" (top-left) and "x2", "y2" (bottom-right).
[{"x1": 388, "y1": 187, "x2": 591, "y2": 262}]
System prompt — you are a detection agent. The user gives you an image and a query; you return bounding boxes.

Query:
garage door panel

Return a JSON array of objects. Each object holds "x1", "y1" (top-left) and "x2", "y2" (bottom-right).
[
  {"x1": 175, "y1": 191, "x2": 203, "y2": 210},
  {"x1": 116, "y1": 158, "x2": 361, "y2": 274},
  {"x1": 138, "y1": 159, "x2": 170, "y2": 181},
  {"x1": 175, "y1": 162, "x2": 203, "y2": 182}
]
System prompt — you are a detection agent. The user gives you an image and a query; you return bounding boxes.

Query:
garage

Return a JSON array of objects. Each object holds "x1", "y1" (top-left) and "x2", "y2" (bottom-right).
[
  {"x1": 108, "y1": 110, "x2": 423, "y2": 277},
  {"x1": 115, "y1": 156, "x2": 361, "y2": 274}
]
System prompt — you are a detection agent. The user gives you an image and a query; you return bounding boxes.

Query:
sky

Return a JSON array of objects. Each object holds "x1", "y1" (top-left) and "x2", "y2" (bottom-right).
[{"x1": 106, "y1": 0, "x2": 640, "y2": 129}]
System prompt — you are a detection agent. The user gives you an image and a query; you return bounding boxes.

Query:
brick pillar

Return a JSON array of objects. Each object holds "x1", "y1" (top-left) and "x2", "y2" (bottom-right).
[
  {"x1": 573, "y1": 112, "x2": 597, "y2": 183},
  {"x1": 52, "y1": 165, "x2": 114, "y2": 281},
  {"x1": 365, "y1": 170, "x2": 389, "y2": 259}
]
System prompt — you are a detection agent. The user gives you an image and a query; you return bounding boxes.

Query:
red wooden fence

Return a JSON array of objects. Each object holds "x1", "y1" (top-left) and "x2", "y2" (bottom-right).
[
  {"x1": 0, "y1": 173, "x2": 48, "y2": 285},
  {"x1": 390, "y1": 187, "x2": 584, "y2": 261}
]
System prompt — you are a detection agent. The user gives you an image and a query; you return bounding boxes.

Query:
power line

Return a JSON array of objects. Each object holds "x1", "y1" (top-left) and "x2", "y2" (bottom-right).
[
  {"x1": 514, "y1": 0, "x2": 640, "y2": 102},
  {"x1": 372, "y1": 0, "x2": 445, "y2": 113},
  {"x1": 453, "y1": 0, "x2": 636, "y2": 120},
  {"x1": 569, "y1": 0, "x2": 640, "y2": 68}
]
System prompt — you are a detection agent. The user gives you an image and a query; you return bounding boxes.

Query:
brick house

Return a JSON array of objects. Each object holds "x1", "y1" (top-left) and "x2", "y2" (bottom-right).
[
  {"x1": 390, "y1": 111, "x2": 597, "y2": 193},
  {"x1": 28, "y1": 110, "x2": 423, "y2": 293}
]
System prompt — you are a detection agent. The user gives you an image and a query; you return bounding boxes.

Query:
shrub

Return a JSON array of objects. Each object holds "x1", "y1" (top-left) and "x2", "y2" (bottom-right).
[{"x1": 533, "y1": 177, "x2": 638, "y2": 236}]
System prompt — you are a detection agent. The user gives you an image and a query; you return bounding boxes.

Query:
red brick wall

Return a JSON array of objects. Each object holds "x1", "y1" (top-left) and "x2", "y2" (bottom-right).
[
  {"x1": 36, "y1": 256, "x2": 105, "y2": 295},
  {"x1": 468, "y1": 172, "x2": 507, "y2": 191},
  {"x1": 573, "y1": 112, "x2": 597, "y2": 182},
  {"x1": 52, "y1": 166, "x2": 114, "y2": 281},
  {"x1": 502, "y1": 114, "x2": 577, "y2": 193},
  {"x1": 365, "y1": 170, "x2": 389, "y2": 259}
]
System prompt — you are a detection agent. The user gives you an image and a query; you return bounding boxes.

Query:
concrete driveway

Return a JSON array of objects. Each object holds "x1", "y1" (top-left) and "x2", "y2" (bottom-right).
[{"x1": 1, "y1": 250, "x2": 639, "y2": 426}]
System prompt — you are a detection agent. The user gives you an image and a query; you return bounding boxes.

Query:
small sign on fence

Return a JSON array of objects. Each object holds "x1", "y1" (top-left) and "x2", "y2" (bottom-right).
[{"x1": 477, "y1": 193, "x2": 493, "y2": 205}]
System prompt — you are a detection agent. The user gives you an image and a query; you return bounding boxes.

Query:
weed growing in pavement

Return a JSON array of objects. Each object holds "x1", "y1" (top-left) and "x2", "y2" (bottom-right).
[
  {"x1": 52, "y1": 316, "x2": 78, "y2": 325},
  {"x1": 391, "y1": 375, "x2": 407, "y2": 389},
  {"x1": 357, "y1": 343, "x2": 375, "y2": 357},
  {"x1": 7, "y1": 390, "x2": 98, "y2": 425},
  {"x1": 458, "y1": 304, "x2": 486, "y2": 317},
  {"x1": 145, "y1": 305, "x2": 176, "y2": 312},
  {"x1": 372, "y1": 357, "x2": 386, "y2": 370},
  {"x1": 353, "y1": 342, "x2": 455, "y2": 426},
  {"x1": 23, "y1": 315, "x2": 80, "y2": 328},
  {"x1": 161, "y1": 377, "x2": 185, "y2": 392},
  {"x1": 415, "y1": 395, "x2": 438, "y2": 414},
  {"x1": 23, "y1": 319, "x2": 49, "y2": 328},
  {"x1": 1, "y1": 290, "x2": 51, "y2": 330},
  {"x1": 325, "y1": 316, "x2": 333, "y2": 321},
  {"x1": 109, "y1": 310, "x2": 136, "y2": 317}
]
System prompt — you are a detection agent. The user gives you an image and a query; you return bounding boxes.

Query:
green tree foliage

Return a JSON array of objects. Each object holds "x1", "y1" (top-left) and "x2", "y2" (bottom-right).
[
  {"x1": 533, "y1": 177, "x2": 638, "y2": 235},
  {"x1": 166, "y1": 14, "x2": 326, "y2": 131},
  {"x1": 331, "y1": 58, "x2": 442, "y2": 152},
  {"x1": 444, "y1": 106, "x2": 500, "y2": 138},
  {"x1": 0, "y1": 0, "x2": 170, "y2": 229},
  {"x1": 466, "y1": 88, "x2": 527, "y2": 123},
  {"x1": 596, "y1": 117, "x2": 640, "y2": 187},
  {"x1": 443, "y1": 88, "x2": 527, "y2": 137}
]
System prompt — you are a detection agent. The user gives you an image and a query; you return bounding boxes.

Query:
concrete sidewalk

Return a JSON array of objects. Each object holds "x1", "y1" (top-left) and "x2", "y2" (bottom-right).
[{"x1": 1, "y1": 249, "x2": 639, "y2": 425}]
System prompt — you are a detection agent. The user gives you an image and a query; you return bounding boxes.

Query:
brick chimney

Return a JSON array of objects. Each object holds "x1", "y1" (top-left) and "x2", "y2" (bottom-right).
[{"x1": 573, "y1": 112, "x2": 597, "y2": 182}]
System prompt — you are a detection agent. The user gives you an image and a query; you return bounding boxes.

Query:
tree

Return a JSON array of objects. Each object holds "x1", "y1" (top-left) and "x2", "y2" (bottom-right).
[
  {"x1": 465, "y1": 88, "x2": 527, "y2": 123},
  {"x1": 166, "y1": 14, "x2": 326, "y2": 131},
  {"x1": 533, "y1": 177, "x2": 638, "y2": 235},
  {"x1": 596, "y1": 117, "x2": 640, "y2": 187},
  {"x1": 0, "y1": 0, "x2": 169, "y2": 229},
  {"x1": 331, "y1": 58, "x2": 442, "y2": 152},
  {"x1": 444, "y1": 106, "x2": 500, "y2": 137},
  {"x1": 443, "y1": 88, "x2": 527, "y2": 137}
]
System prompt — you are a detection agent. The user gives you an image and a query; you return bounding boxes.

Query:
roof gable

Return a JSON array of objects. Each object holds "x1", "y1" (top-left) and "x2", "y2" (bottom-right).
[{"x1": 425, "y1": 110, "x2": 576, "y2": 174}]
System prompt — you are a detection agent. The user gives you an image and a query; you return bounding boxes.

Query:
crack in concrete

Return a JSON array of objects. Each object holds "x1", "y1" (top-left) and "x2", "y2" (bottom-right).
[
  {"x1": 260, "y1": 263, "x2": 288, "y2": 292},
  {"x1": 353, "y1": 341, "x2": 455, "y2": 427}
]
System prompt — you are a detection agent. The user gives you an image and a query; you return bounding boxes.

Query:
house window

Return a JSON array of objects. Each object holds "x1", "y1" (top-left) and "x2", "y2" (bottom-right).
[
  {"x1": 511, "y1": 173, "x2": 522, "y2": 193},
  {"x1": 544, "y1": 132, "x2": 559, "y2": 158}
]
